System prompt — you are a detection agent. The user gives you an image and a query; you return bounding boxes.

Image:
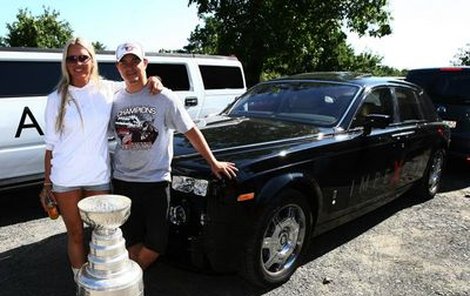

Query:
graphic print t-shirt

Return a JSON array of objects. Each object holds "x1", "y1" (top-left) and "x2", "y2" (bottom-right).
[
  {"x1": 110, "y1": 87, "x2": 194, "y2": 182},
  {"x1": 115, "y1": 105, "x2": 158, "y2": 150}
]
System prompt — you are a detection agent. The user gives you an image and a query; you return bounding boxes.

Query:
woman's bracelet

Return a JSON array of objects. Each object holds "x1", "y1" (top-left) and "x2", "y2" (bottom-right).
[{"x1": 43, "y1": 182, "x2": 52, "y2": 186}]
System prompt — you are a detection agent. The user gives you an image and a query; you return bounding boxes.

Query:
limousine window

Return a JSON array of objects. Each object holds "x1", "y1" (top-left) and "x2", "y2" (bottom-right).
[
  {"x1": 0, "y1": 60, "x2": 236, "y2": 97},
  {"x1": 0, "y1": 61, "x2": 60, "y2": 97},
  {"x1": 146, "y1": 63, "x2": 190, "y2": 91},
  {"x1": 99, "y1": 62, "x2": 122, "y2": 81},
  {"x1": 85, "y1": 62, "x2": 192, "y2": 92},
  {"x1": 199, "y1": 65, "x2": 244, "y2": 89}
]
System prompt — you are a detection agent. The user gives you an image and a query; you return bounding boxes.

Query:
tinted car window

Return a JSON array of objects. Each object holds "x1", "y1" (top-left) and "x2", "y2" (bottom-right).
[
  {"x1": 396, "y1": 87, "x2": 423, "y2": 122},
  {"x1": 418, "y1": 91, "x2": 440, "y2": 121},
  {"x1": 146, "y1": 63, "x2": 190, "y2": 91},
  {"x1": 0, "y1": 61, "x2": 192, "y2": 97},
  {"x1": 100, "y1": 62, "x2": 192, "y2": 91},
  {"x1": 352, "y1": 88, "x2": 394, "y2": 127},
  {"x1": 99, "y1": 62, "x2": 122, "y2": 81},
  {"x1": 199, "y1": 65, "x2": 244, "y2": 89},
  {"x1": 0, "y1": 61, "x2": 60, "y2": 97}
]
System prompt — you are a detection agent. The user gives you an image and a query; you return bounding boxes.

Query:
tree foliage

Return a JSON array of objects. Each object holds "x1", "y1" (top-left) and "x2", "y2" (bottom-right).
[
  {"x1": 92, "y1": 41, "x2": 106, "y2": 51},
  {"x1": 452, "y1": 44, "x2": 470, "y2": 66},
  {"x1": 1, "y1": 7, "x2": 73, "y2": 48},
  {"x1": 186, "y1": 0, "x2": 396, "y2": 86}
]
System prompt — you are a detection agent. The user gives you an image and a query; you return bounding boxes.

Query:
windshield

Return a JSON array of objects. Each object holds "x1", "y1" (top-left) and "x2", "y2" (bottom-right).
[{"x1": 227, "y1": 81, "x2": 359, "y2": 127}]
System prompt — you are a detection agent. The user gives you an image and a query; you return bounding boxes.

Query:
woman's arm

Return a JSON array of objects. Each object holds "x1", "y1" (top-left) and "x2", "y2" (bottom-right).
[
  {"x1": 44, "y1": 149, "x2": 52, "y2": 185},
  {"x1": 39, "y1": 149, "x2": 54, "y2": 211}
]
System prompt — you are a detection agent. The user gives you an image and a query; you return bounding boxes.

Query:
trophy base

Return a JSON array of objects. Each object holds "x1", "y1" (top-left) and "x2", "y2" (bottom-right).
[{"x1": 76, "y1": 261, "x2": 143, "y2": 296}]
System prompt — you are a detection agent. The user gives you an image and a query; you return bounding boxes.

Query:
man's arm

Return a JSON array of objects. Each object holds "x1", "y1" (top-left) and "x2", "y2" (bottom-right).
[{"x1": 184, "y1": 127, "x2": 238, "y2": 179}]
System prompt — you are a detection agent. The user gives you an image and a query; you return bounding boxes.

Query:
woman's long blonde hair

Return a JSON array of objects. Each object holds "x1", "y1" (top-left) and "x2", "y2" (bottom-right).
[{"x1": 55, "y1": 37, "x2": 100, "y2": 132}]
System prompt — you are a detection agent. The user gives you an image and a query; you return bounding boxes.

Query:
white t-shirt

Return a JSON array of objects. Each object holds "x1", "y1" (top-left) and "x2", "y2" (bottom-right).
[
  {"x1": 110, "y1": 87, "x2": 195, "y2": 182},
  {"x1": 44, "y1": 80, "x2": 120, "y2": 186}
]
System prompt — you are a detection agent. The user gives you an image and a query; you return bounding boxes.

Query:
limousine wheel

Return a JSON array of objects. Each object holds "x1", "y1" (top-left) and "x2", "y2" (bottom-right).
[
  {"x1": 415, "y1": 148, "x2": 446, "y2": 200},
  {"x1": 242, "y1": 189, "x2": 311, "y2": 287}
]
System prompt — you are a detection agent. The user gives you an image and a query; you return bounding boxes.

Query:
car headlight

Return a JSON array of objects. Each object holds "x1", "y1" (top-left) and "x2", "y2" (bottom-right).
[{"x1": 172, "y1": 176, "x2": 209, "y2": 197}]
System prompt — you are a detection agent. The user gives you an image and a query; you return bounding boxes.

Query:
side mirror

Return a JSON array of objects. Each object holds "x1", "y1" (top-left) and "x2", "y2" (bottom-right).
[{"x1": 363, "y1": 114, "x2": 391, "y2": 135}]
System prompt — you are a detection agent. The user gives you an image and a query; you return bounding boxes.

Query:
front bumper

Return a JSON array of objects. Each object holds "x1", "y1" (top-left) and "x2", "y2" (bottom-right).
[{"x1": 166, "y1": 190, "x2": 249, "y2": 273}]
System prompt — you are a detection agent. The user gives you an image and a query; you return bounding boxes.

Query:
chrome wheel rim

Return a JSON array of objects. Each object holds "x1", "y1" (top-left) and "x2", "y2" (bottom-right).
[
  {"x1": 260, "y1": 203, "x2": 306, "y2": 278},
  {"x1": 428, "y1": 151, "x2": 444, "y2": 195}
]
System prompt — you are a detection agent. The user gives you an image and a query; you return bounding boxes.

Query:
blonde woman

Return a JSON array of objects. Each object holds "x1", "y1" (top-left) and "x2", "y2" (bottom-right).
[{"x1": 39, "y1": 37, "x2": 160, "y2": 279}]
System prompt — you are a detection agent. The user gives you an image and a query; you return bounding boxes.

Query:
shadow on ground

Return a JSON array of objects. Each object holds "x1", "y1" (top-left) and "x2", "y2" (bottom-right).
[
  {"x1": 0, "y1": 162, "x2": 468, "y2": 295},
  {"x1": 439, "y1": 159, "x2": 470, "y2": 192},
  {"x1": 0, "y1": 191, "x2": 444, "y2": 296},
  {"x1": 0, "y1": 233, "x2": 265, "y2": 296},
  {"x1": 0, "y1": 185, "x2": 44, "y2": 227}
]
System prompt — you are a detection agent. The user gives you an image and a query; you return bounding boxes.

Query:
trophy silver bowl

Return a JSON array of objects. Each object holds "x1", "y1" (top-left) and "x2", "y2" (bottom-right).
[
  {"x1": 79, "y1": 194, "x2": 131, "y2": 231},
  {"x1": 77, "y1": 194, "x2": 143, "y2": 296}
]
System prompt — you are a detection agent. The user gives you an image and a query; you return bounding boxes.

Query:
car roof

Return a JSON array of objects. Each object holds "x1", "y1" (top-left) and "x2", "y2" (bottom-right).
[
  {"x1": 0, "y1": 46, "x2": 240, "y2": 61},
  {"x1": 407, "y1": 67, "x2": 470, "y2": 73},
  {"x1": 270, "y1": 71, "x2": 416, "y2": 89}
]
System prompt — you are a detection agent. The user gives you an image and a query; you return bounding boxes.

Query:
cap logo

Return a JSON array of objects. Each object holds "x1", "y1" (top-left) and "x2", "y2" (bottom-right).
[
  {"x1": 116, "y1": 42, "x2": 144, "y2": 61},
  {"x1": 124, "y1": 44, "x2": 135, "y2": 51}
]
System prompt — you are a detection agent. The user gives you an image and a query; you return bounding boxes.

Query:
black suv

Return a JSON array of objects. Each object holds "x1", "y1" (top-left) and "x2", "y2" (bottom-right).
[
  {"x1": 406, "y1": 67, "x2": 470, "y2": 163},
  {"x1": 167, "y1": 72, "x2": 450, "y2": 287}
]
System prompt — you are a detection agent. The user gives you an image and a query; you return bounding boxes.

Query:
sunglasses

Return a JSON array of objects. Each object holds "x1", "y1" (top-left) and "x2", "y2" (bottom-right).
[{"x1": 66, "y1": 55, "x2": 91, "y2": 63}]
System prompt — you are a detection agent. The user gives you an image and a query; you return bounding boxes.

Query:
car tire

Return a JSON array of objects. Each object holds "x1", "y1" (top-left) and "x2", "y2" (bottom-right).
[
  {"x1": 414, "y1": 148, "x2": 446, "y2": 200},
  {"x1": 241, "y1": 189, "x2": 312, "y2": 287}
]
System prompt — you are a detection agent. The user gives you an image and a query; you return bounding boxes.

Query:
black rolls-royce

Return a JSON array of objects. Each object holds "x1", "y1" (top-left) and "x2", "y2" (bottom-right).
[{"x1": 167, "y1": 72, "x2": 450, "y2": 287}]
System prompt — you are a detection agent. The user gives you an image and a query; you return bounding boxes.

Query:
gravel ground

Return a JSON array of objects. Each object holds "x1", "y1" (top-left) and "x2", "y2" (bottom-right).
[
  {"x1": 271, "y1": 187, "x2": 470, "y2": 296},
  {"x1": 0, "y1": 165, "x2": 469, "y2": 296}
]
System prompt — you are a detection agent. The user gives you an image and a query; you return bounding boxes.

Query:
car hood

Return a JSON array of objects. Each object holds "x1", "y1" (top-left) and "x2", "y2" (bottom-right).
[{"x1": 173, "y1": 115, "x2": 327, "y2": 160}]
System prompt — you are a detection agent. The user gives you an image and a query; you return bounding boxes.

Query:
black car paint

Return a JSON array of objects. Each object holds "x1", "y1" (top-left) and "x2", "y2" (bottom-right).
[{"x1": 167, "y1": 73, "x2": 450, "y2": 283}]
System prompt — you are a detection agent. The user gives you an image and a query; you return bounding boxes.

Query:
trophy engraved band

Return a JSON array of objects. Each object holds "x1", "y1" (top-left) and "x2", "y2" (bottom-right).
[{"x1": 77, "y1": 194, "x2": 143, "y2": 296}]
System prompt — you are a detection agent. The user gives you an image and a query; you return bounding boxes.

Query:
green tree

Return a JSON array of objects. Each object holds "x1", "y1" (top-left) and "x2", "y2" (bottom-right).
[
  {"x1": 1, "y1": 7, "x2": 73, "y2": 48},
  {"x1": 184, "y1": 15, "x2": 220, "y2": 55},
  {"x1": 92, "y1": 41, "x2": 106, "y2": 51},
  {"x1": 452, "y1": 44, "x2": 470, "y2": 66},
  {"x1": 186, "y1": 0, "x2": 393, "y2": 86}
]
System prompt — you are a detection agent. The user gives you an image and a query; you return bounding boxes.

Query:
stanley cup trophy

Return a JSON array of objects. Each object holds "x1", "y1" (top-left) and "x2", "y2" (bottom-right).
[{"x1": 77, "y1": 194, "x2": 143, "y2": 296}]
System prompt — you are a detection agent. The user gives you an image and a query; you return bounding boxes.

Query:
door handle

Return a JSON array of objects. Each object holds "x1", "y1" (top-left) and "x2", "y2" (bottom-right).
[{"x1": 185, "y1": 97, "x2": 198, "y2": 107}]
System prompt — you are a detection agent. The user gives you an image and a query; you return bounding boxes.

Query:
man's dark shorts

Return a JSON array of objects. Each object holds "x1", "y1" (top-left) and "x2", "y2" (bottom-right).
[{"x1": 112, "y1": 179, "x2": 170, "y2": 254}]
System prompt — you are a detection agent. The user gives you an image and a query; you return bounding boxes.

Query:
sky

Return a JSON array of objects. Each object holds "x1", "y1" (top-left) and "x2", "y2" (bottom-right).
[{"x1": 0, "y1": 0, "x2": 469, "y2": 70}]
